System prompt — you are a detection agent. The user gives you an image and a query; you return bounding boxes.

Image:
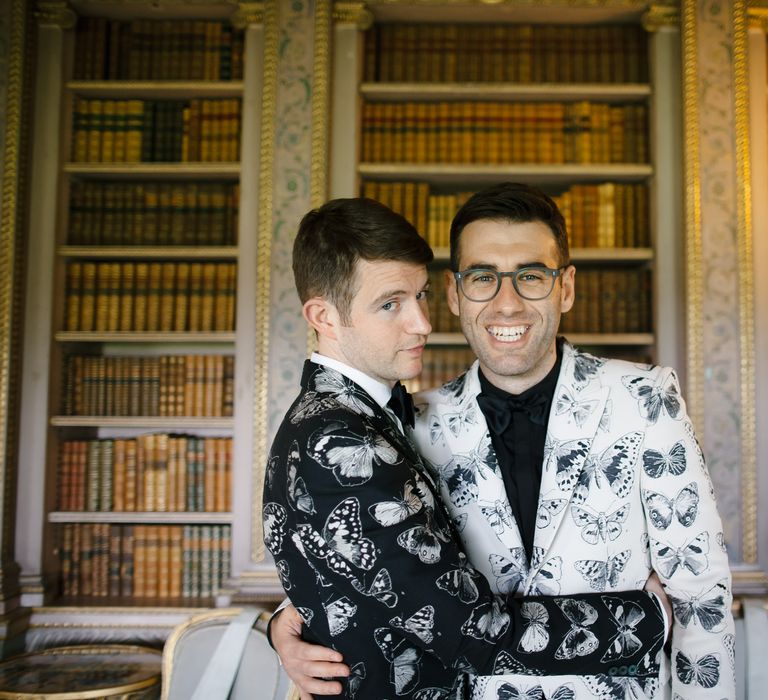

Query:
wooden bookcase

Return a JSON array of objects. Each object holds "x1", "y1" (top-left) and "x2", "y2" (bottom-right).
[
  {"x1": 47, "y1": 12, "x2": 243, "y2": 605},
  {"x1": 329, "y1": 6, "x2": 685, "y2": 388}
]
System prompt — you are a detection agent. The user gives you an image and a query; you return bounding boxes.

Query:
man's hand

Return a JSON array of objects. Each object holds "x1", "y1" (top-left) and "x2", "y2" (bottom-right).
[
  {"x1": 272, "y1": 604, "x2": 350, "y2": 698},
  {"x1": 645, "y1": 570, "x2": 673, "y2": 636}
]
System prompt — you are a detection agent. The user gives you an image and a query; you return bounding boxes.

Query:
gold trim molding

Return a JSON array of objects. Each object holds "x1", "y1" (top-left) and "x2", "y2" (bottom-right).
[
  {"x1": 333, "y1": 1, "x2": 373, "y2": 29},
  {"x1": 748, "y1": 7, "x2": 768, "y2": 29},
  {"x1": 308, "y1": 1, "x2": 332, "y2": 356},
  {"x1": 251, "y1": 0, "x2": 278, "y2": 563},
  {"x1": 34, "y1": 1, "x2": 76, "y2": 29},
  {"x1": 0, "y1": 0, "x2": 27, "y2": 589},
  {"x1": 681, "y1": 0, "x2": 703, "y2": 433},
  {"x1": 363, "y1": 0, "x2": 651, "y2": 5},
  {"x1": 642, "y1": 4, "x2": 679, "y2": 31},
  {"x1": 312, "y1": 0, "x2": 331, "y2": 209},
  {"x1": 231, "y1": 1, "x2": 265, "y2": 28},
  {"x1": 733, "y1": 0, "x2": 758, "y2": 565}
]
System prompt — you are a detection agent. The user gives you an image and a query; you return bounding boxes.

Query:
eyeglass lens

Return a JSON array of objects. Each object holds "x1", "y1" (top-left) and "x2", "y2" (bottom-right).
[{"x1": 460, "y1": 268, "x2": 556, "y2": 301}]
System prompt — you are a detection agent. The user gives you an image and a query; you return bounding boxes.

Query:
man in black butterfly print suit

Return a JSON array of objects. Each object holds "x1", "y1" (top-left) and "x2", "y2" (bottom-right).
[{"x1": 263, "y1": 197, "x2": 669, "y2": 699}]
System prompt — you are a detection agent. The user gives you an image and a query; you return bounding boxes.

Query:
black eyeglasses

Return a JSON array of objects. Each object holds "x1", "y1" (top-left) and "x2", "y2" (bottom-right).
[{"x1": 453, "y1": 266, "x2": 566, "y2": 302}]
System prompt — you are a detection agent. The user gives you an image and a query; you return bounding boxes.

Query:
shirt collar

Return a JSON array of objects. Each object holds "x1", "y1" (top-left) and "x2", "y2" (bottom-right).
[{"x1": 310, "y1": 352, "x2": 392, "y2": 409}]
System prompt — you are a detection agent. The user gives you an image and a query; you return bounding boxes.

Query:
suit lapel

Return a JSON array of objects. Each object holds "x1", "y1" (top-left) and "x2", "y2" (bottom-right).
[
  {"x1": 435, "y1": 364, "x2": 527, "y2": 557},
  {"x1": 532, "y1": 343, "x2": 610, "y2": 561},
  {"x1": 303, "y1": 360, "x2": 426, "y2": 476}
]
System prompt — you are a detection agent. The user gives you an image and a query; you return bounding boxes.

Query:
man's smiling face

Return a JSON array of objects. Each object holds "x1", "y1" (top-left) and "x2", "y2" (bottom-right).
[{"x1": 447, "y1": 218, "x2": 575, "y2": 394}]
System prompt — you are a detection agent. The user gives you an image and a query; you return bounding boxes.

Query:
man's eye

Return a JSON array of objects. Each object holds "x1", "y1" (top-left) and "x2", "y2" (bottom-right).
[{"x1": 381, "y1": 301, "x2": 396, "y2": 311}]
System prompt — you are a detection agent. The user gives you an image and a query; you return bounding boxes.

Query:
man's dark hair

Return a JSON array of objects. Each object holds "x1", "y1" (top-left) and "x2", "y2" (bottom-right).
[
  {"x1": 449, "y1": 182, "x2": 570, "y2": 271},
  {"x1": 293, "y1": 197, "x2": 433, "y2": 323}
]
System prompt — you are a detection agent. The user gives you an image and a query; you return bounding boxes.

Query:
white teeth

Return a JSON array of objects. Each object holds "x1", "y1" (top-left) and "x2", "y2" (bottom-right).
[{"x1": 488, "y1": 325, "x2": 527, "y2": 342}]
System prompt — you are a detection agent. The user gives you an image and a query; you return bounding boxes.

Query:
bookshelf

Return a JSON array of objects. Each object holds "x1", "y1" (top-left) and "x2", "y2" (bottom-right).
[
  {"x1": 48, "y1": 10, "x2": 243, "y2": 608},
  {"x1": 14, "y1": 1, "x2": 267, "y2": 646},
  {"x1": 341, "y1": 16, "x2": 661, "y2": 376}
]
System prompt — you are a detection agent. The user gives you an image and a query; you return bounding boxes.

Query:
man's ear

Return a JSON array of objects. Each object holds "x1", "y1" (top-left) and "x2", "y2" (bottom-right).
[
  {"x1": 559, "y1": 265, "x2": 576, "y2": 314},
  {"x1": 444, "y1": 268, "x2": 460, "y2": 317},
  {"x1": 302, "y1": 296, "x2": 338, "y2": 340}
]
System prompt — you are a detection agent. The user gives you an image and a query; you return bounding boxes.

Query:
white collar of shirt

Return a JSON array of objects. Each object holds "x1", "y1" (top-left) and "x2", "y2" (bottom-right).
[{"x1": 310, "y1": 352, "x2": 392, "y2": 410}]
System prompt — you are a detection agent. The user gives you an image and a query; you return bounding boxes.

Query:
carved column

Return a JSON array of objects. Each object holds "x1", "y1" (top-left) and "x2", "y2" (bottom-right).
[
  {"x1": 329, "y1": 2, "x2": 372, "y2": 198},
  {"x1": 681, "y1": 0, "x2": 765, "y2": 592},
  {"x1": 0, "y1": 0, "x2": 42, "y2": 658},
  {"x1": 642, "y1": 4, "x2": 686, "y2": 378}
]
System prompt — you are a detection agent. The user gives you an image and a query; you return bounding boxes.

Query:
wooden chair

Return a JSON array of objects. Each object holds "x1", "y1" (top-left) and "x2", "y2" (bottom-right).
[{"x1": 161, "y1": 608, "x2": 294, "y2": 700}]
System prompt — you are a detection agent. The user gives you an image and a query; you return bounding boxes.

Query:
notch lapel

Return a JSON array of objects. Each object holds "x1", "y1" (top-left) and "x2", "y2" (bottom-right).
[{"x1": 532, "y1": 351, "x2": 610, "y2": 563}]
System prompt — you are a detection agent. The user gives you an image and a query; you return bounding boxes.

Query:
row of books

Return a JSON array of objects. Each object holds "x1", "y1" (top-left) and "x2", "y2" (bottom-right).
[
  {"x1": 58, "y1": 435, "x2": 231, "y2": 513},
  {"x1": 404, "y1": 348, "x2": 477, "y2": 394},
  {"x1": 68, "y1": 181, "x2": 239, "y2": 246},
  {"x1": 71, "y1": 98, "x2": 241, "y2": 163},
  {"x1": 561, "y1": 268, "x2": 652, "y2": 334},
  {"x1": 73, "y1": 18, "x2": 244, "y2": 81},
  {"x1": 364, "y1": 23, "x2": 647, "y2": 84},
  {"x1": 62, "y1": 355, "x2": 235, "y2": 418},
  {"x1": 64, "y1": 261, "x2": 237, "y2": 333},
  {"x1": 361, "y1": 101, "x2": 648, "y2": 164},
  {"x1": 362, "y1": 180, "x2": 650, "y2": 250},
  {"x1": 58, "y1": 523, "x2": 231, "y2": 599}
]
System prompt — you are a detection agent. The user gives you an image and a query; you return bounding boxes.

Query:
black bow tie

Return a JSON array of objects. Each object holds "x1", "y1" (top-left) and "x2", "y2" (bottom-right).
[
  {"x1": 387, "y1": 381, "x2": 415, "y2": 429},
  {"x1": 476, "y1": 390, "x2": 550, "y2": 434}
]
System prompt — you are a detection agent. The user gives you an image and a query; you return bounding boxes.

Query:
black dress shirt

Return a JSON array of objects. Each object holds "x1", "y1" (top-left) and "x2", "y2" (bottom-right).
[{"x1": 476, "y1": 347, "x2": 562, "y2": 563}]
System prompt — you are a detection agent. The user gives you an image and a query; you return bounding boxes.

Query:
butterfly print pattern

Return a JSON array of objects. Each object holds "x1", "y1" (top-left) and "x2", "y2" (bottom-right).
[
  {"x1": 351, "y1": 567, "x2": 399, "y2": 608},
  {"x1": 563, "y1": 432, "x2": 642, "y2": 504},
  {"x1": 651, "y1": 531, "x2": 709, "y2": 579},
  {"x1": 265, "y1": 358, "x2": 702, "y2": 697},
  {"x1": 668, "y1": 580, "x2": 728, "y2": 633},
  {"x1": 570, "y1": 503, "x2": 629, "y2": 545},
  {"x1": 571, "y1": 349, "x2": 605, "y2": 387},
  {"x1": 642, "y1": 482, "x2": 699, "y2": 530},
  {"x1": 298, "y1": 497, "x2": 377, "y2": 579},
  {"x1": 309, "y1": 422, "x2": 399, "y2": 486},
  {"x1": 555, "y1": 386, "x2": 599, "y2": 428},
  {"x1": 622, "y1": 372, "x2": 682, "y2": 423},
  {"x1": 436, "y1": 552, "x2": 481, "y2": 604},
  {"x1": 262, "y1": 502, "x2": 286, "y2": 555},
  {"x1": 675, "y1": 651, "x2": 721, "y2": 688},
  {"x1": 554, "y1": 599, "x2": 599, "y2": 660},
  {"x1": 600, "y1": 595, "x2": 646, "y2": 662},
  {"x1": 574, "y1": 550, "x2": 631, "y2": 592},
  {"x1": 369, "y1": 480, "x2": 422, "y2": 526},
  {"x1": 642, "y1": 440, "x2": 688, "y2": 479},
  {"x1": 518, "y1": 602, "x2": 549, "y2": 653}
]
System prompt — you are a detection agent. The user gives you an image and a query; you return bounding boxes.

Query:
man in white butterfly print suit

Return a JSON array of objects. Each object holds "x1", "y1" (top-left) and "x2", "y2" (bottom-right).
[
  {"x1": 263, "y1": 197, "x2": 669, "y2": 699},
  {"x1": 272, "y1": 184, "x2": 734, "y2": 700},
  {"x1": 410, "y1": 182, "x2": 735, "y2": 700}
]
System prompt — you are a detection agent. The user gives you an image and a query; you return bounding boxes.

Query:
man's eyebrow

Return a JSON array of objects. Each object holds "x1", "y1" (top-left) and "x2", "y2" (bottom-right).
[
  {"x1": 462, "y1": 260, "x2": 549, "y2": 270},
  {"x1": 370, "y1": 288, "x2": 407, "y2": 306}
]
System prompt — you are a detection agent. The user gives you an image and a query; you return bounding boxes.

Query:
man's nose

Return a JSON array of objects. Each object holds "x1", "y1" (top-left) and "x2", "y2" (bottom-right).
[
  {"x1": 491, "y1": 275, "x2": 525, "y2": 311},
  {"x1": 408, "y1": 303, "x2": 432, "y2": 335}
]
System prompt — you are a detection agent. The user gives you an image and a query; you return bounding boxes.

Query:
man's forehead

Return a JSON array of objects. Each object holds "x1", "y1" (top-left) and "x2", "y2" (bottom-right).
[
  {"x1": 458, "y1": 219, "x2": 558, "y2": 263},
  {"x1": 353, "y1": 258, "x2": 428, "y2": 291}
]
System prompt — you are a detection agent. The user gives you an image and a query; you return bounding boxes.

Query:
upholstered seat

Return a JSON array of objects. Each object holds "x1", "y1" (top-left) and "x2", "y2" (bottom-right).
[{"x1": 161, "y1": 608, "x2": 293, "y2": 700}]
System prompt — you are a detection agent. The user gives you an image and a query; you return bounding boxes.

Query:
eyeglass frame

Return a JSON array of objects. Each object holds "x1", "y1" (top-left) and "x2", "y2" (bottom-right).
[{"x1": 452, "y1": 265, "x2": 568, "y2": 302}]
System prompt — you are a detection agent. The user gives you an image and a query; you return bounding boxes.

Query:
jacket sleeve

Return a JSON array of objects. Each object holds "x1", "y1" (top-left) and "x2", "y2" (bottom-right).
[
  {"x1": 269, "y1": 410, "x2": 667, "y2": 680},
  {"x1": 638, "y1": 367, "x2": 736, "y2": 698}
]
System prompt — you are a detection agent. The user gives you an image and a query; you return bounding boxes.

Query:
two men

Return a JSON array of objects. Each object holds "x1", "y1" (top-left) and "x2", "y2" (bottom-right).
[{"x1": 263, "y1": 195, "x2": 669, "y2": 698}]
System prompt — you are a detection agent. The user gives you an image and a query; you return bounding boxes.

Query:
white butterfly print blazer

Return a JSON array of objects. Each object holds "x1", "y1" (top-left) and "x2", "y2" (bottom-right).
[{"x1": 413, "y1": 341, "x2": 735, "y2": 700}]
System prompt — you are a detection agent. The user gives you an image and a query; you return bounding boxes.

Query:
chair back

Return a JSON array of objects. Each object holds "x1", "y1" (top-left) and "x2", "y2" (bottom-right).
[{"x1": 162, "y1": 608, "x2": 293, "y2": 700}]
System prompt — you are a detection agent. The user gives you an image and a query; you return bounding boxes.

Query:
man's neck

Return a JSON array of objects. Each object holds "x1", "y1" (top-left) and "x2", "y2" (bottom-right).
[{"x1": 479, "y1": 346, "x2": 560, "y2": 396}]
